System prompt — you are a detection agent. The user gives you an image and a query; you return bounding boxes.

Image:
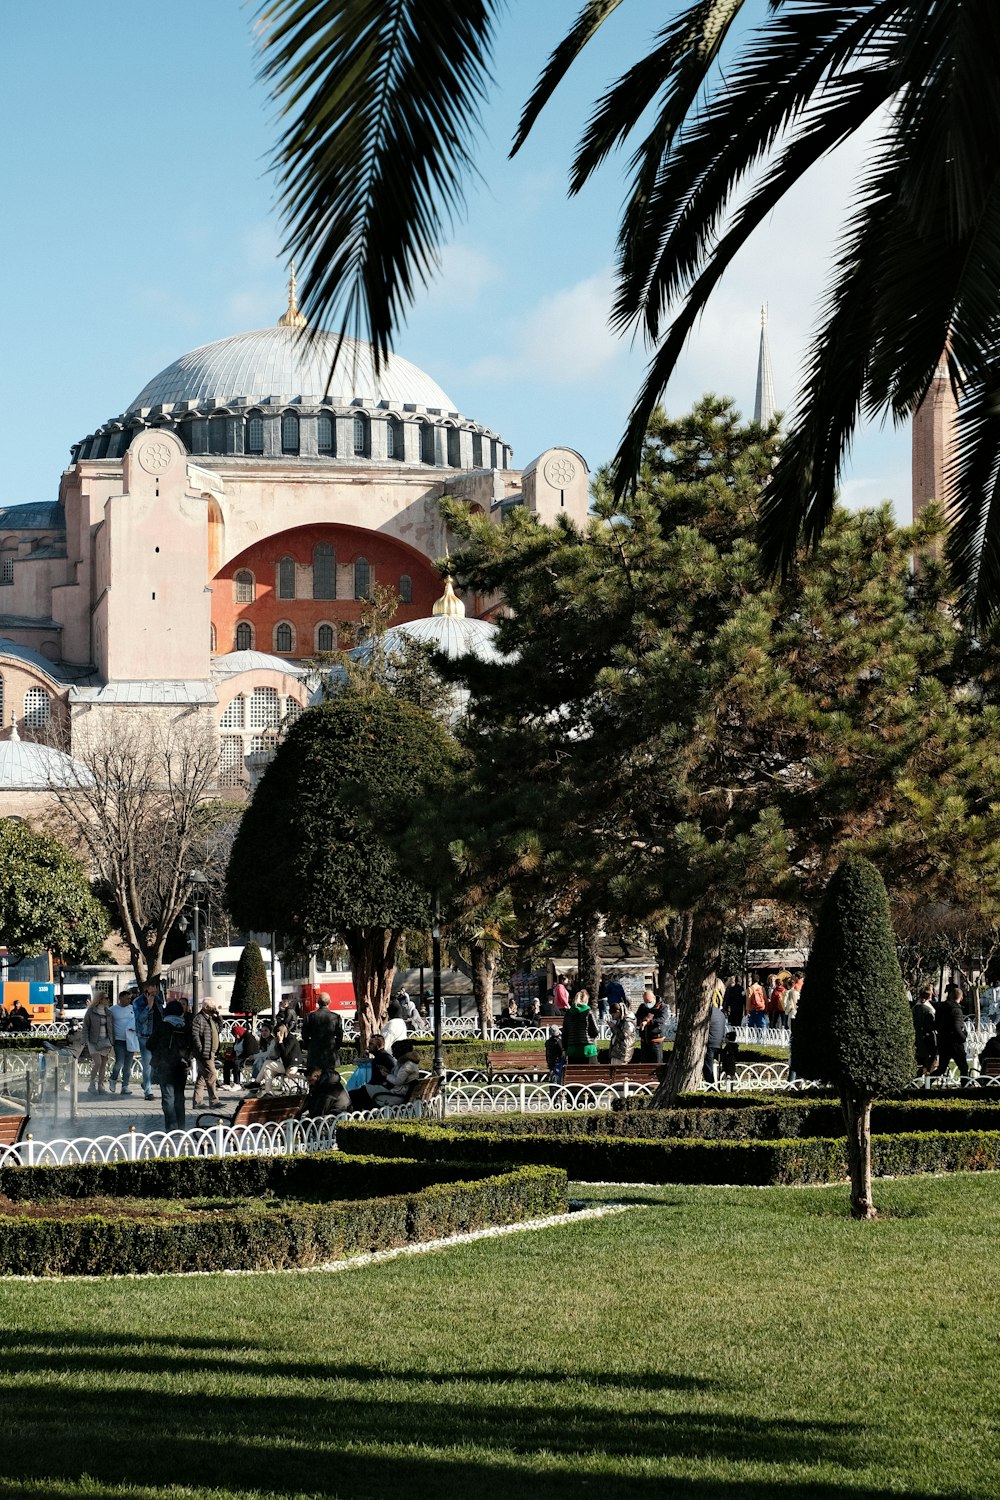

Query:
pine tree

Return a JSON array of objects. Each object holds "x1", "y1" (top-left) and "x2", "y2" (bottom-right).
[
  {"x1": 230, "y1": 941, "x2": 271, "y2": 1016},
  {"x1": 792, "y1": 857, "x2": 916, "y2": 1218}
]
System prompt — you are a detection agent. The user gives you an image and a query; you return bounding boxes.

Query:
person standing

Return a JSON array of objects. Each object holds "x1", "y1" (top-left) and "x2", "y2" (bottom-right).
[
  {"x1": 82, "y1": 992, "x2": 113, "y2": 1095},
  {"x1": 911, "y1": 986, "x2": 938, "y2": 1075},
  {"x1": 722, "y1": 976, "x2": 746, "y2": 1026},
  {"x1": 608, "y1": 1000, "x2": 636, "y2": 1063},
  {"x1": 703, "y1": 1004, "x2": 729, "y2": 1083},
  {"x1": 746, "y1": 975, "x2": 768, "y2": 1031},
  {"x1": 562, "y1": 992, "x2": 599, "y2": 1063},
  {"x1": 552, "y1": 974, "x2": 570, "y2": 1013},
  {"x1": 382, "y1": 1001, "x2": 408, "y2": 1052},
  {"x1": 302, "y1": 993, "x2": 344, "y2": 1074},
  {"x1": 108, "y1": 990, "x2": 140, "y2": 1096},
  {"x1": 191, "y1": 999, "x2": 221, "y2": 1108},
  {"x1": 149, "y1": 1000, "x2": 194, "y2": 1131},
  {"x1": 934, "y1": 985, "x2": 970, "y2": 1081},
  {"x1": 133, "y1": 980, "x2": 163, "y2": 1100},
  {"x1": 766, "y1": 980, "x2": 787, "y2": 1030}
]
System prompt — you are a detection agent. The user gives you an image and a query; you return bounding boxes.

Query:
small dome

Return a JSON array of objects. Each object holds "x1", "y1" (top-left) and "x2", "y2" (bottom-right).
[
  {"x1": 353, "y1": 614, "x2": 505, "y2": 666},
  {"x1": 0, "y1": 736, "x2": 90, "y2": 791},
  {"x1": 128, "y1": 328, "x2": 456, "y2": 414}
]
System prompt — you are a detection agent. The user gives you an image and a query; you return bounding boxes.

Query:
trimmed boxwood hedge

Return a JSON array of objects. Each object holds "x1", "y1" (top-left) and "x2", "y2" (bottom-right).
[
  {"x1": 337, "y1": 1120, "x2": 1000, "y2": 1186},
  {"x1": 446, "y1": 1099, "x2": 1000, "y2": 1142},
  {"x1": 0, "y1": 1161, "x2": 567, "y2": 1276}
]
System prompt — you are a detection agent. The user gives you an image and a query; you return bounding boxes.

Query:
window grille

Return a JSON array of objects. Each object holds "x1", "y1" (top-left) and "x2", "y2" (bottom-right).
[
  {"x1": 246, "y1": 415, "x2": 264, "y2": 454},
  {"x1": 219, "y1": 737, "x2": 245, "y2": 788},
  {"x1": 235, "y1": 621, "x2": 253, "y2": 651},
  {"x1": 23, "y1": 687, "x2": 50, "y2": 729},
  {"x1": 354, "y1": 557, "x2": 372, "y2": 601},
  {"x1": 278, "y1": 556, "x2": 296, "y2": 599},
  {"x1": 281, "y1": 411, "x2": 300, "y2": 454},
  {"x1": 274, "y1": 622, "x2": 293, "y2": 654},
  {"x1": 313, "y1": 543, "x2": 336, "y2": 600},
  {"x1": 249, "y1": 687, "x2": 280, "y2": 730},
  {"x1": 317, "y1": 413, "x2": 335, "y2": 454},
  {"x1": 234, "y1": 570, "x2": 254, "y2": 604},
  {"x1": 220, "y1": 695, "x2": 245, "y2": 730}
]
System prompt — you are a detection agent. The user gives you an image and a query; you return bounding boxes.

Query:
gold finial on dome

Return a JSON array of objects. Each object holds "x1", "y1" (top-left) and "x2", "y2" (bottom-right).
[
  {"x1": 277, "y1": 261, "x2": 307, "y2": 329},
  {"x1": 432, "y1": 576, "x2": 465, "y2": 618}
]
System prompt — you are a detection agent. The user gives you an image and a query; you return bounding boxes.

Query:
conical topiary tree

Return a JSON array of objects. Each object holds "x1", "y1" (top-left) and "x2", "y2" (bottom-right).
[
  {"x1": 230, "y1": 941, "x2": 272, "y2": 1017},
  {"x1": 792, "y1": 855, "x2": 916, "y2": 1219}
]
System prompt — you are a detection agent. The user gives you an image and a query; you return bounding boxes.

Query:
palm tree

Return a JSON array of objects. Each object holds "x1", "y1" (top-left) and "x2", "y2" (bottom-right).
[{"x1": 259, "y1": 1, "x2": 1000, "y2": 618}]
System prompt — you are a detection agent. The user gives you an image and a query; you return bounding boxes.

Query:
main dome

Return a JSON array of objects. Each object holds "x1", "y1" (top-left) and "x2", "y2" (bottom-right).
[{"x1": 127, "y1": 328, "x2": 457, "y2": 414}]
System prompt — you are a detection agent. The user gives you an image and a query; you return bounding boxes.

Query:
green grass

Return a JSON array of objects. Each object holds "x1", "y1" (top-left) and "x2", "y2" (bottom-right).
[{"x1": 0, "y1": 1172, "x2": 997, "y2": 1499}]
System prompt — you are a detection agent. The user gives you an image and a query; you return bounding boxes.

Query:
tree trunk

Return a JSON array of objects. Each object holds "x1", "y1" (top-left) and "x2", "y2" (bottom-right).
[
  {"x1": 654, "y1": 912, "x2": 693, "y2": 1006},
  {"x1": 841, "y1": 1093, "x2": 877, "y2": 1219},
  {"x1": 470, "y1": 942, "x2": 496, "y2": 1037},
  {"x1": 346, "y1": 928, "x2": 399, "y2": 1050},
  {"x1": 651, "y1": 915, "x2": 723, "y2": 1106},
  {"x1": 579, "y1": 911, "x2": 602, "y2": 1003}
]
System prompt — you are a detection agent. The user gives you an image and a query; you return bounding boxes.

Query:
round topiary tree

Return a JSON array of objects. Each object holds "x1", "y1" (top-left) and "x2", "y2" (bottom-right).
[
  {"x1": 792, "y1": 855, "x2": 916, "y2": 1219},
  {"x1": 230, "y1": 941, "x2": 272, "y2": 1017}
]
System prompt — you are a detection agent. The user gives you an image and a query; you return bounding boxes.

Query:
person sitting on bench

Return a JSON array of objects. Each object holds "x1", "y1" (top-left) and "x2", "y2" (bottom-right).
[
  {"x1": 357, "y1": 1039, "x2": 423, "y2": 1108},
  {"x1": 301, "y1": 1067, "x2": 353, "y2": 1117}
]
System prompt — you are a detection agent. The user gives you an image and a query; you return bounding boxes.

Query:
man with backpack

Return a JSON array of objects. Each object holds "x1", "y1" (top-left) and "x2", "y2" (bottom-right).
[{"x1": 149, "y1": 1000, "x2": 194, "y2": 1131}]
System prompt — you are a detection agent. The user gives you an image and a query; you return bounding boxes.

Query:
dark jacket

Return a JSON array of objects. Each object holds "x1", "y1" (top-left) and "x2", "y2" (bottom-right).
[
  {"x1": 302, "y1": 1070, "x2": 352, "y2": 1117},
  {"x1": 707, "y1": 1007, "x2": 729, "y2": 1049},
  {"x1": 276, "y1": 1034, "x2": 302, "y2": 1071},
  {"x1": 302, "y1": 1006, "x2": 343, "y2": 1072},
  {"x1": 934, "y1": 998, "x2": 966, "y2": 1049},
  {"x1": 562, "y1": 1004, "x2": 598, "y2": 1052},
  {"x1": 722, "y1": 983, "x2": 746, "y2": 1024},
  {"x1": 910, "y1": 1001, "x2": 937, "y2": 1066},
  {"x1": 149, "y1": 1012, "x2": 193, "y2": 1080},
  {"x1": 191, "y1": 1010, "x2": 219, "y2": 1061}
]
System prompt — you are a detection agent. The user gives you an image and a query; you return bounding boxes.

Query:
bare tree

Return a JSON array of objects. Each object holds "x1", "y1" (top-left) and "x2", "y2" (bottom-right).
[{"x1": 48, "y1": 710, "x2": 218, "y2": 983}]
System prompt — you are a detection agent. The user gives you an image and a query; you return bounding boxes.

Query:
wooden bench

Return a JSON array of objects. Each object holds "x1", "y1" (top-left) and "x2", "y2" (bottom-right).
[
  {"x1": 196, "y1": 1094, "x2": 306, "y2": 1130},
  {"x1": 562, "y1": 1062, "x2": 662, "y2": 1087},
  {"x1": 978, "y1": 1055, "x2": 1000, "y2": 1078},
  {"x1": 487, "y1": 1051, "x2": 550, "y2": 1076},
  {"x1": 0, "y1": 1110, "x2": 29, "y2": 1148}
]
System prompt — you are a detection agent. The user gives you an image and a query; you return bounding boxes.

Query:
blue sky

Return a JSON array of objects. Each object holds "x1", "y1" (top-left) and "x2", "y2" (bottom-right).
[{"x1": 0, "y1": 2, "x2": 909, "y2": 512}]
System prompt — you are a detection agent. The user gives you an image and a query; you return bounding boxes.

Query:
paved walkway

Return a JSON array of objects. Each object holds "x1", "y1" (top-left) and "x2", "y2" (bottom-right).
[{"x1": 26, "y1": 1082, "x2": 246, "y2": 1143}]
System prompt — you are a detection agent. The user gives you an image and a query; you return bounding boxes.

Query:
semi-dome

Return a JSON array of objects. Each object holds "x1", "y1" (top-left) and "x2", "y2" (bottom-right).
[
  {"x1": 128, "y1": 328, "x2": 457, "y2": 414},
  {"x1": 0, "y1": 726, "x2": 91, "y2": 791}
]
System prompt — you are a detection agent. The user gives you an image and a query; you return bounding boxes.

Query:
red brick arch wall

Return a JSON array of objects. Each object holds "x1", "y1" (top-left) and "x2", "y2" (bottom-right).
[{"x1": 212, "y1": 523, "x2": 443, "y2": 658}]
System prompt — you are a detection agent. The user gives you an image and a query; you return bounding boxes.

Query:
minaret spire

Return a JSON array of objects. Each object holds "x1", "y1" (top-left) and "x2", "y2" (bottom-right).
[
  {"x1": 754, "y1": 303, "x2": 776, "y2": 426},
  {"x1": 277, "y1": 261, "x2": 307, "y2": 329}
]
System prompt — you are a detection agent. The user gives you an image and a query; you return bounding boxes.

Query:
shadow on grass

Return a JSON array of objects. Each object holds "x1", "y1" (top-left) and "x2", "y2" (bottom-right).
[{"x1": 0, "y1": 1330, "x2": 923, "y2": 1500}]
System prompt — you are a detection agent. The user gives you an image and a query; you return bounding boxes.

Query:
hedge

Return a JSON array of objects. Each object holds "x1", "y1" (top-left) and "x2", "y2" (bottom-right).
[
  {"x1": 0, "y1": 1149, "x2": 508, "y2": 1204},
  {"x1": 337, "y1": 1120, "x2": 1000, "y2": 1186},
  {"x1": 0, "y1": 1163, "x2": 567, "y2": 1276},
  {"x1": 446, "y1": 1099, "x2": 1000, "y2": 1142}
]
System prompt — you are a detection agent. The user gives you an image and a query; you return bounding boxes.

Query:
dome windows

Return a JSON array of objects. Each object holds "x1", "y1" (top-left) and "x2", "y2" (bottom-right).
[
  {"x1": 246, "y1": 414, "x2": 265, "y2": 454},
  {"x1": 281, "y1": 411, "x2": 300, "y2": 455},
  {"x1": 386, "y1": 416, "x2": 403, "y2": 460},
  {"x1": 208, "y1": 415, "x2": 227, "y2": 455},
  {"x1": 472, "y1": 432, "x2": 483, "y2": 468},
  {"x1": 353, "y1": 413, "x2": 370, "y2": 458},
  {"x1": 420, "y1": 421, "x2": 436, "y2": 465},
  {"x1": 447, "y1": 427, "x2": 461, "y2": 467},
  {"x1": 317, "y1": 412, "x2": 335, "y2": 454},
  {"x1": 313, "y1": 543, "x2": 336, "y2": 600}
]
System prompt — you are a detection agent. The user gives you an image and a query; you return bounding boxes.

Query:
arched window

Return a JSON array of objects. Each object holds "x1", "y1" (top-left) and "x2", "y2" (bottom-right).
[
  {"x1": 210, "y1": 623, "x2": 217, "y2": 652},
  {"x1": 246, "y1": 414, "x2": 265, "y2": 454},
  {"x1": 472, "y1": 432, "x2": 483, "y2": 468},
  {"x1": 281, "y1": 411, "x2": 300, "y2": 454},
  {"x1": 399, "y1": 574, "x2": 413, "y2": 604},
  {"x1": 317, "y1": 412, "x2": 335, "y2": 454},
  {"x1": 354, "y1": 557, "x2": 372, "y2": 601},
  {"x1": 316, "y1": 623, "x2": 336, "y2": 653},
  {"x1": 208, "y1": 415, "x2": 227, "y2": 455},
  {"x1": 220, "y1": 695, "x2": 245, "y2": 730},
  {"x1": 313, "y1": 542, "x2": 336, "y2": 600},
  {"x1": 278, "y1": 555, "x2": 296, "y2": 600},
  {"x1": 23, "y1": 687, "x2": 50, "y2": 730},
  {"x1": 274, "y1": 621, "x2": 294, "y2": 654},
  {"x1": 284, "y1": 698, "x2": 304, "y2": 725},
  {"x1": 420, "y1": 421, "x2": 436, "y2": 465},
  {"x1": 249, "y1": 687, "x2": 280, "y2": 730},
  {"x1": 234, "y1": 570, "x2": 255, "y2": 604},
  {"x1": 235, "y1": 621, "x2": 253, "y2": 651},
  {"x1": 353, "y1": 413, "x2": 370, "y2": 458},
  {"x1": 447, "y1": 426, "x2": 461, "y2": 467},
  {"x1": 386, "y1": 416, "x2": 403, "y2": 460}
]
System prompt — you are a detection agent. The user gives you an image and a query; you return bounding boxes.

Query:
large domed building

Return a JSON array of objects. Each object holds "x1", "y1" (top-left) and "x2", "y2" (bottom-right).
[{"x1": 0, "y1": 277, "x2": 589, "y2": 795}]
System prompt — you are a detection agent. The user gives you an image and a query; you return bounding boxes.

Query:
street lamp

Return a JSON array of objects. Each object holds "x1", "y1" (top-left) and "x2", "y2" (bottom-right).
[
  {"x1": 186, "y1": 870, "x2": 209, "y2": 1013},
  {"x1": 432, "y1": 904, "x2": 443, "y2": 1078}
]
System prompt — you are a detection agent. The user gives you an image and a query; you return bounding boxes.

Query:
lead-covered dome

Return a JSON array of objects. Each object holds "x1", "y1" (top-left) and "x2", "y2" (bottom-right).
[{"x1": 128, "y1": 328, "x2": 457, "y2": 414}]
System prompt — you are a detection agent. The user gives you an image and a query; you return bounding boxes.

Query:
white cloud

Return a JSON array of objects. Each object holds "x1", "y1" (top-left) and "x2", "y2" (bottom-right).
[
  {"x1": 426, "y1": 242, "x2": 503, "y2": 309},
  {"x1": 465, "y1": 270, "x2": 623, "y2": 385}
]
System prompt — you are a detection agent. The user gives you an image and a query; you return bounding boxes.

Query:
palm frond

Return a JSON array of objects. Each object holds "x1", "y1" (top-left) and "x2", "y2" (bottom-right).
[
  {"x1": 258, "y1": 0, "x2": 498, "y2": 370},
  {"x1": 947, "y1": 376, "x2": 1000, "y2": 626},
  {"x1": 511, "y1": 0, "x2": 626, "y2": 156}
]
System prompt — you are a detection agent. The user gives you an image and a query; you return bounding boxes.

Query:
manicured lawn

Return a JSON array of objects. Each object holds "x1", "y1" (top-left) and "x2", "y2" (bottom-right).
[{"x1": 0, "y1": 1173, "x2": 996, "y2": 1498}]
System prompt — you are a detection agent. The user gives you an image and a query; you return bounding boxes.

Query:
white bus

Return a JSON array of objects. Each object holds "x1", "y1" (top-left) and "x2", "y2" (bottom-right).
[{"x1": 164, "y1": 946, "x2": 282, "y2": 1015}]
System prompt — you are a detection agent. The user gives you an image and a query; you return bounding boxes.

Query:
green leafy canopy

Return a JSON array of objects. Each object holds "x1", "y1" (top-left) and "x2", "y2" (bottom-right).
[{"x1": 0, "y1": 820, "x2": 109, "y2": 962}]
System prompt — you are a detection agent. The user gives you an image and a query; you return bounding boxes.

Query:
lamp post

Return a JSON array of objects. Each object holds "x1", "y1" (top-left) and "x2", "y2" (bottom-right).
[
  {"x1": 186, "y1": 870, "x2": 209, "y2": 1013},
  {"x1": 432, "y1": 905, "x2": 443, "y2": 1078}
]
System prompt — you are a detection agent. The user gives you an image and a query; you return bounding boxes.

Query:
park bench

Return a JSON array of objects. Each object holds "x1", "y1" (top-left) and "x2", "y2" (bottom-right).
[
  {"x1": 978, "y1": 1056, "x2": 1000, "y2": 1079},
  {"x1": 562, "y1": 1062, "x2": 662, "y2": 1088},
  {"x1": 0, "y1": 1109, "x2": 29, "y2": 1148},
  {"x1": 486, "y1": 1051, "x2": 550, "y2": 1076},
  {"x1": 196, "y1": 1094, "x2": 306, "y2": 1130}
]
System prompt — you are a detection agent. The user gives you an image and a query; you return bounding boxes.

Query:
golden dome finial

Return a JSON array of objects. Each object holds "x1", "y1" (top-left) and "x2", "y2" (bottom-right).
[
  {"x1": 432, "y1": 575, "x2": 465, "y2": 618},
  {"x1": 278, "y1": 260, "x2": 307, "y2": 329}
]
